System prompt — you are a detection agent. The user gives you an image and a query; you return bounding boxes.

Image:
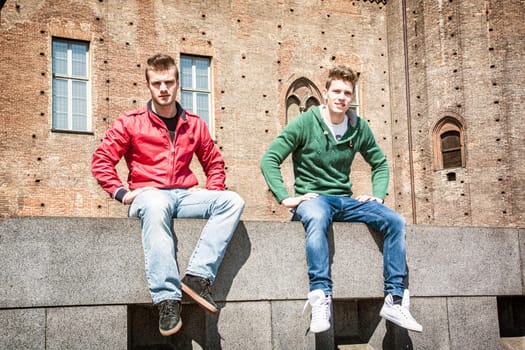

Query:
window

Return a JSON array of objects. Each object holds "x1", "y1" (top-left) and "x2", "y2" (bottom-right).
[
  {"x1": 433, "y1": 116, "x2": 465, "y2": 170},
  {"x1": 285, "y1": 77, "x2": 322, "y2": 123},
  {"x1": 285, "y1": 77, "x2": 359, "y2": 124},
  {"x1": 180, "y1": 55, "x2": 212, "y2": 128},
  {"x1": 52, "y1": 38, "x2": 90, "y2": 132},
  {"x1": 348, "y1": 83, "x2": 359, "y2": 116},
  {"x1": 441, "y1": 130, "x2": 461, "y2": 168}
]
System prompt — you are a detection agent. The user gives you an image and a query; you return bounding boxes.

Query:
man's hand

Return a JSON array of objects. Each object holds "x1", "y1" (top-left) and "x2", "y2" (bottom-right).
[
  {"x1": 355, "y1": 194, "x2": 384, "y2": 204},
  {"x1": 122, "y1": 187, "x2": 157, "y2": 205},
  {"x1": 281, "y1": 193, "x2": 319, "y2": 209}
]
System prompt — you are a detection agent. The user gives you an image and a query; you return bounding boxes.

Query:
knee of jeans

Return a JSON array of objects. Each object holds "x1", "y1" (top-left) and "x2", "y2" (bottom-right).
[
  {"x1": 387, "y1": 213, "x2": 406, "y2": 239},
  {"x1": 301, "y1": 210, "x2": 330, "y2": 226},
  {"x1": 223, "y1": 191, "x2": 245, "y2": 211},
  {"x1": 392, "y1": 213, "x2": 406, "y2": 229},
  {"x1": 135, "y1": 194, "x2": 172, "y2": 218}
]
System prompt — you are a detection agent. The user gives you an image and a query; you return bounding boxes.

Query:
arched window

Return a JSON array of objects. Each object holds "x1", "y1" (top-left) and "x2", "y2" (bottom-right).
[
  {"x1": 285, "y1": 77, "x2": 322, "y2": 123},
  {"x1": 433, "y1": 116, "x2": 466, "y2": 170},
  {"x1": 441, "y1": 130, "x2": 461, "y2": 168}
]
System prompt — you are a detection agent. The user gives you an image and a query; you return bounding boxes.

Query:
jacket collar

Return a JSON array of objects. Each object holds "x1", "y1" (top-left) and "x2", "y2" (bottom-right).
[{"x1": 146, "y1": 100, "x2": 187, "y2": 124}]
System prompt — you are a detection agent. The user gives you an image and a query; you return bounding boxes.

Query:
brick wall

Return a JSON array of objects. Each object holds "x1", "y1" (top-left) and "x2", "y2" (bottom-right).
[{"x1": 0, "y1": 0, "x2": 523, "y2": 227}]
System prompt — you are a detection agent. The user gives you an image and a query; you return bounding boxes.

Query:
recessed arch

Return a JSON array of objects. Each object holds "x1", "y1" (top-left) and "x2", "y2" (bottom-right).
[{"x1": 285, "y1": 77, "x2": 322, "y2": 123}]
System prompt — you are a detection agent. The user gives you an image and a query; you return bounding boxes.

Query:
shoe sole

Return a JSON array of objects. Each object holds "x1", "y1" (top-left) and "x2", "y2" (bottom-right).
[
  {"x1": 159, "y1": 319, "x2": 182, "y2": 336},
  {"x1": 309, "y1": 325, "x2": 331, "y2": 333},
  {"x1": 181, "y1": 282, "x2": 219, "y2": 314},
  {"x1": 379, "y1": 310, "x2": 423, "y2": 333}
]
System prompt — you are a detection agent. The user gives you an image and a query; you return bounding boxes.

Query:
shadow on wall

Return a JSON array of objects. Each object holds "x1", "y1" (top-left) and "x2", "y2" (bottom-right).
[
  {"x1": 331, "y1": 226, "x2": 414, "y2": 349},
  {"x1": 128, "y1": 222, "x2": 252, "y2": 349}
]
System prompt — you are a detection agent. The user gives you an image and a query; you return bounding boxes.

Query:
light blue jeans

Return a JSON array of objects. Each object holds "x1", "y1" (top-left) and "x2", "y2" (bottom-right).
[
  {"x1": 291, "y1": 195, "x2": 407, "y2": 297},
  {"x1": 128, "y1": 188, "x2": 245, "y2": 304}
]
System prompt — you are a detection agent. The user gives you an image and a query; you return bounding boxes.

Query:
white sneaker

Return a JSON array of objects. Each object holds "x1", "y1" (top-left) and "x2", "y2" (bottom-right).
[
  {"x1": 379, "y1": 293, "x2": 423, "y2": 332},
  {"x1": 402, "y1": 289, "x2": 410, "y2": 309},
  {"x1": 303, "y1": 289, "x2": 332, "y2": 333}
]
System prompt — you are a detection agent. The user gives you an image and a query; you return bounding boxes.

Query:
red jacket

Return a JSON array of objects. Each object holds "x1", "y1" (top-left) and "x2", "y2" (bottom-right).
[{"x1": 91, "y1": 103, "x2": 225, "y2": 198}]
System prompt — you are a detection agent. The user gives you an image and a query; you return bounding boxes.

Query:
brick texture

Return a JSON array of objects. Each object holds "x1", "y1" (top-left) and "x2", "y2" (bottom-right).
[{"x1": 0, "y1": 0, "x2": 523, "y2": 227}]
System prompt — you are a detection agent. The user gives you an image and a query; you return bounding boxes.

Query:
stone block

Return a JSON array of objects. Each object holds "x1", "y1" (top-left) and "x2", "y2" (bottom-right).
[
  {"x1": 214, "y1": 301, "x2": 273, "y2": 349},
  {"x1": 408, "y1": 225, "x2": 522, "y2": 296},
  {"x1": 330, "y1": 223, "x2": 384, "y2": 298},
  {"x1": 447, "y1": 297, "x2": 501, "y2": 350},
  {"x1": 271, "y1": 300, "x2": 316, "y2": 349},
  {"x1": 0, "y1": 217, "x2": 150, "y2": 308},
  {"x1": 46, "y1": 305, "x2": 127, "y2": 350},
  {"x1": 368, "y1": 297, "x2": 449, "y2": 350},
  {"x1": 0, "y1": 308, "x2": 46, "y2": 349},
  {"x1": 214, "y1": 220, "x2": 309, "y2": 301}
]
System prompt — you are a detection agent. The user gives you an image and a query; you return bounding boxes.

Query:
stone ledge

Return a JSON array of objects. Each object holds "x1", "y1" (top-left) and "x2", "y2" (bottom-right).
[{"x1": 0, "y1": 217, "x2": 522, "y2": 309}]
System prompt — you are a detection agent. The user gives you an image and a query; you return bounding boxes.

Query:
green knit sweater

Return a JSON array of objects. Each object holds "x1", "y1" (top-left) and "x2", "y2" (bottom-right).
[{"x1": 260, "y1": 106, "x2": 389, "y2": 203}]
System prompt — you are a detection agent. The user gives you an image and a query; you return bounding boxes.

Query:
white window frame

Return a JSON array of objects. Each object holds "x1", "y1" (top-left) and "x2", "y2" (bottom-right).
[
  {"x1": 349, "y1": 83, "x2": 360, "y2": 116},
  {"x1": 179, "y1": 55, "x2": 213, "y2": 132},
  {"x1": 51, "y1": 38, "x2": 91, "y2": 132}
]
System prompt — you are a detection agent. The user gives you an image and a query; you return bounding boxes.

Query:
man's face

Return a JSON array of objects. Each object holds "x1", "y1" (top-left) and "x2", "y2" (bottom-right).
[
  {"x1": 146, "y1": 68, "x2": 179, "y2": 108},
  {"x1": 323, "y1": 79, "x2": 354, "y2": 115}
]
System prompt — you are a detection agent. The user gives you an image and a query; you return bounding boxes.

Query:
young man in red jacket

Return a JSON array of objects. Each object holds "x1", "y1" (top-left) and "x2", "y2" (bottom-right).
[{"x1": 91, "y1": 54, "x2": 244, "y2": 336}]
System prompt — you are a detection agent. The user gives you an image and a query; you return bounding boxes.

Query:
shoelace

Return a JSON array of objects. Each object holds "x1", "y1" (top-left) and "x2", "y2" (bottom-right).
[
  {"x1": 311, "y1": 298, "x2": 330, "y2": 322},
  {"x1": 199, "y1": 278, "x2": 212, "y2": 297},
  {"x1": 160, "y1": 301, "x2": 178, "y2": 317},
  {"x1": 393, "y1": 304, "x2": 416, "y2": 321}
]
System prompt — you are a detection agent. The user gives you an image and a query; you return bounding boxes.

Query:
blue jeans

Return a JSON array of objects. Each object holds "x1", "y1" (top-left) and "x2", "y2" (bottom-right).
[
  {"x1": 128, "y1": 189, "x2": 245, "y2": 304},
  {"x1": 291, "y1": 195, "x2": 407, "y2": 297}
]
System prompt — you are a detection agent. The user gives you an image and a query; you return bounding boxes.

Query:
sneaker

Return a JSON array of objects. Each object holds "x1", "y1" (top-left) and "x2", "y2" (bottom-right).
[
  {"x1": 402, "y1": 289, "x2": 411, "y2": 309},
  {"x1": 303, "y1": 289, "x2": 332, "y2": 333},
  {"x1": 379, "y1": 293, "x2": 423, "y2": 332},
  {"x1": 181, "y1": 274, "x2": 219, "y2": 314},
  {"x1": 157, "y1": 300, "x2": 182, "y2": 336}
]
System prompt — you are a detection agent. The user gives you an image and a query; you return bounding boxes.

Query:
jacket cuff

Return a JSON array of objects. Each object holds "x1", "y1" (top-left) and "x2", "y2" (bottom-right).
[{"x1": 113, "y1": 187, "x2": 129, "y2": 203}]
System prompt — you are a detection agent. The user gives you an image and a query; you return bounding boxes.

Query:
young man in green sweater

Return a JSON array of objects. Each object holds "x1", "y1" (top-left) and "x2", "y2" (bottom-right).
[{"x1": 260, "y1": 65, "x2": 422, "y2": 334}]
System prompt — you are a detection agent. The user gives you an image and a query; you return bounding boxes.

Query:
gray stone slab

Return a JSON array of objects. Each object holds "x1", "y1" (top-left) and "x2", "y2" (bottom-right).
[
  {"x1": 214, "y1": 220, "x2": 309, "y2": 301},
  {"x1": 46, "y1": 305, "x2": 127, "y2": 350},
  {"x1": 0, "y1": 217, "x2": 150, "y2": 308},
  {"x1": 0, "y1": 308, "x2": 46, "y2": 349},
  {"x1": 408, "y1": 225, "x2": 522, "y2": 296},
  {"x1": 447, "y1": 297, "x2": 501, "y2": 350},
  {"x1": 271, "y1": 300, "x2": 316, "y2": 349},
  {"x1": 213, "y1": 301, "x2": 273, "y2": 349},
  {"x1": 368, "y1": 297, "x2": 450, "y2": 350},
  {"x1": 1, "y1": 217, "x2": 523, "y2": 311},
  {"x1": 331, "y1": 223, "x2": 384, "y2": 298}
]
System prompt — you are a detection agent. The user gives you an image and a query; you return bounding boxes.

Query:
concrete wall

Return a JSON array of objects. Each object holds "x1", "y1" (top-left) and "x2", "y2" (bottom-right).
[{"x1": 1, "y1": 217, "x2": 523, "y2": 349}]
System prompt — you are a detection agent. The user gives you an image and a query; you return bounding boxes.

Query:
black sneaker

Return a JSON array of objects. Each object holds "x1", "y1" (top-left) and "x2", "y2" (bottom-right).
[
  {"x1": 181, "y1": 274, "x2": 219, "y2": 314},
  {"x1": 157, "y1": 300, "x2": 182, "y2": 336}
]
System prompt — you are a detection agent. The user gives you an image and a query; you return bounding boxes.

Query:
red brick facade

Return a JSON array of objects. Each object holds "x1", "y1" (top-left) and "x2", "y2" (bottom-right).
[{"x1": 0, "y1": 0, "x2": 523, "y2": 227}]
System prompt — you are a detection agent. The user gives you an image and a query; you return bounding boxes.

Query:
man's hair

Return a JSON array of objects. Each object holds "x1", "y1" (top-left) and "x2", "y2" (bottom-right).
[
  {"x1": 325, "y1": 64, "x2": 359, "y2": 91},
  {"x1": 145, "y1": 54, "x2": 179, "y2": 82}
]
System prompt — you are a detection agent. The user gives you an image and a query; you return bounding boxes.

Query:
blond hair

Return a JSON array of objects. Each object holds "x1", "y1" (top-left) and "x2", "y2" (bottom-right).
[{"x1": 145, "y1": 54, "x2": 179, "y2": 82}]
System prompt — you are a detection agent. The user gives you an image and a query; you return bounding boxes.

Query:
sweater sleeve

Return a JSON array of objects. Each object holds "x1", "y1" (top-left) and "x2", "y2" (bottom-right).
[
  {"x1": 260, "y1": 117, "x2": 303, "y2": 203},
  {"x1": 358, "y1": 122, "x2": 390, "y2": 199}
]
